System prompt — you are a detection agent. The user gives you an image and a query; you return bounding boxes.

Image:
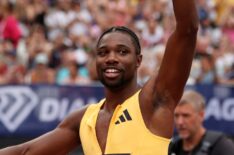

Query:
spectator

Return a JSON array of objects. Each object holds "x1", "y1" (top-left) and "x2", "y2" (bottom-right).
[
  {"x1": 0, "y1": 2, "x2": 21, "y2": 47},
  {"x1": 61, "y1": 60, "x2": 91, "y2": 85},
  {"x1": 142, "y1": 17, "x2": 164, "y2": 47},
  {"x1": 0, "y1": 39, "x2": 26, "y2": 84},
  {"x1": 0, "y1": 0, "x2": 232, "y2": 85},
  {"x1": 25, "y1": 53, "x2": 55, "y2": 84},
  {"x1": 218, "y1": 63, "x2": 234, "y2": 85},
  {"x1": 195, "y1": 53, "x2": 218, "y2": 84},
  {"x1": 0, "y1": 55, "x2": 7, "y2": 84},
  {"x1": 169, "y1": 90, "x2": 234, "y2": 155},
  {"x1": 25, "y1": 25, "x2": 53, "y2": 69}
]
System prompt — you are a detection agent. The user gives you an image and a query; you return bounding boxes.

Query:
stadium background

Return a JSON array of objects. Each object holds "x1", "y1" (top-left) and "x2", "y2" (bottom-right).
[{"x1": 0, "y1": 0, "x2": 234, "y2": 154}]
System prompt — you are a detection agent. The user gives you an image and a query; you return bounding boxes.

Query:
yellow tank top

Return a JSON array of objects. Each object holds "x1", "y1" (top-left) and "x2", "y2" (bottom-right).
[{"x1": 80, "y1": 90, "x2": 170, "y2": 155}]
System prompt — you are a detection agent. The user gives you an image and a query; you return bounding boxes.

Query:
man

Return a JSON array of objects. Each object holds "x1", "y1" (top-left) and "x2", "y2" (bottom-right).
[
  {"x1": 0, "y1": 0, "x2": 198, "y2": 154},
  {"x1": 169, "y1": 90, "x2": 234, "y2": 155}
]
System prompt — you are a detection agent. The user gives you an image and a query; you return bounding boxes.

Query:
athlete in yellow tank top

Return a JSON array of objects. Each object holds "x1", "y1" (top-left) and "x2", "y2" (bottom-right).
[
  {"x1": 0, "y1": 0, "x2": 199, "y2": 155},
  {"x1": 80, "y1": 90, "x2": 170, "y2": 155}
]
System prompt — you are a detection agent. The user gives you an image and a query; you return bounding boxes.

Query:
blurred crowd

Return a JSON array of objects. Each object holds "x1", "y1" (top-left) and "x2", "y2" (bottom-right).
[{"x1": 0, "y1": 0, "x2": 233, "y2": 86}]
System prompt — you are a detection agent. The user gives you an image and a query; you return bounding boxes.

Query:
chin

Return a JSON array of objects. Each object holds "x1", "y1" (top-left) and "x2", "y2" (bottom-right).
[
  {"x1": 103, "y1": 81, "x2": 124, "y2": 90},
  {"x1": 101, "y1": 77, "x2": 125, "y2": 88},
  {"x1": 180, "y1": 135, "x2": 189, "y2": 139},
  {"x1": 178, "y1": 132, "x2": 190, "y2": 140}
]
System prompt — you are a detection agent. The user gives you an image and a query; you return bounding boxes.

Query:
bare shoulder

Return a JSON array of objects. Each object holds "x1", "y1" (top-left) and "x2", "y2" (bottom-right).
[{"x1": 58, "y1": 105, "x2": 89, "y2": 133}]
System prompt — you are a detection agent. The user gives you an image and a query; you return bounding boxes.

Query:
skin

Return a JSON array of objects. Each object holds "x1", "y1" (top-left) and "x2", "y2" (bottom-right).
[
  {"x1": 0, "y1": 0, "x2": 199, "y2": 154},
  {"x1": 174, "y1": 103, "x2": 206, "y2": 151}
]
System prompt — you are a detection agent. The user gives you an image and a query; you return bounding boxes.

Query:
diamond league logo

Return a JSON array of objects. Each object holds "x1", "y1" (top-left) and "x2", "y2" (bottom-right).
[{"x1": 0, "y1": 86, "x2": 39, "y2": 132}]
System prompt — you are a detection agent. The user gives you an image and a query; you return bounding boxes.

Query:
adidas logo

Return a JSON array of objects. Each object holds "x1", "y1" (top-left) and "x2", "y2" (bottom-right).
[{"x1": 115, "y1": 109, "x2": 132, "y2": 125}]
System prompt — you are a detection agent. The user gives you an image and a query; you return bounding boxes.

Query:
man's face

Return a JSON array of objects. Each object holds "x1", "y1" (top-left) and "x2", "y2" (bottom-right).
[
  {"x1": 174, "y1": 103, "x2": 204, "y2": 140},
  {"x1": 95, "y1": 32, "x2": 141, "y2": 89}
]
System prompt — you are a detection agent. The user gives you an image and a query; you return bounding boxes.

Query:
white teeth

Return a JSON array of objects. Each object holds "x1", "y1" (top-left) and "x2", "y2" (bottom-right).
[{"x1": 106, "y1": 69, "x2": 118, "y2": 73}]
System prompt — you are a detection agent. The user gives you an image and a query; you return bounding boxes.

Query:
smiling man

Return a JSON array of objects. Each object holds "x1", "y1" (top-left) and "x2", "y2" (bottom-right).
[{"x1": 0, "y1": 0, "x2": 198, "y2": 154}]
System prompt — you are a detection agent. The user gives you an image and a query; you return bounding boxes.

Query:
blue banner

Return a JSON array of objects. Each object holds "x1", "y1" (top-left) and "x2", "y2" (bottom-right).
[
  {"x1": 190, "y1": 84, "x2": 234, "y2": 136},
  {"x1": 0, "y1": 84, "x2": 234, "y2": 137},
  {"x1": 0, "y1": 85, "x2": 104, "y2": 137}
]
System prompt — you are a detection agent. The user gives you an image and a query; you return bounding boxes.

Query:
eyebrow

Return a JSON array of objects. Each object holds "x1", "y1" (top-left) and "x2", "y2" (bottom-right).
[{"x1": 97, "y1": 44, "x2": 131, "y2": 49}]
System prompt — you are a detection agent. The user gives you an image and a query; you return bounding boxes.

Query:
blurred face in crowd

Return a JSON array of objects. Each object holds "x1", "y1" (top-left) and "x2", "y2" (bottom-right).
[
  {"x1": 68, "y1": 62, "x2": 78, "y2": 78},
  {"x1": 174, "y1": 102, "x2": 204, "y2": 140},
  {"x1": 95, "y1": 32, "x2": 141, "y2": 89},
  {"x1": 200, "y1": 56, "x2": 213, "y2": 72}
]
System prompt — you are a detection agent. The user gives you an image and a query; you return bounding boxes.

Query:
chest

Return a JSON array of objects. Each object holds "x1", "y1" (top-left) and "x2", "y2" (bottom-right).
[
  {"x1": 95, "y1": 107, "x2": 137, "y2": 153},
  {"x1": 95, "y1": 111, "x2": 112, "y2": 152},
  {"x1": 80, "y1": 105, "x2": 170, "y2": 155}
]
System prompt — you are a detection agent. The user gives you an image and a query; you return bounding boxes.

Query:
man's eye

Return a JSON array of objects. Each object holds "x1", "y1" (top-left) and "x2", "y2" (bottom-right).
[
  {"x1": 97, "y1": 50, "x2": 106, "y2": 56},
  {"x1": 183, "y1": 114, "x2": 190, "y2": 118},
  {"x1": 118, "y1": 49, "x2": 127, "y2": 55}
]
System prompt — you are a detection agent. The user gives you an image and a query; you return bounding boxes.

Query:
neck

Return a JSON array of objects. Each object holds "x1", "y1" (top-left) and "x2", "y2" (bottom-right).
[
  {"x1": 183, "y1": 127, "x2": 206, "y2": 151},
  {"x1": 103, "y1": 80, "x2": 140, "y2": 113}
]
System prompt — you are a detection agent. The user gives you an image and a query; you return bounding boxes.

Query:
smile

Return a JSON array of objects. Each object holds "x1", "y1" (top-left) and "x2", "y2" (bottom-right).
[
  {"x1": 104, "y1": 68, "x2": 121, "y2": 78},
  {"x1": 105, "y1": 68, "x2": 119, "y2": 73}
]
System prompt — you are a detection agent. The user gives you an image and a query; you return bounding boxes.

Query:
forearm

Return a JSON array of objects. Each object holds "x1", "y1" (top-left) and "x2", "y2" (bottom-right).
[
  {"x1": 172, "y1": 0, "x2": 199, "y2": 32},
  {"x1": 0, "y1": 145, "x2": 26, "y2": 155},
  {"x1": 0, "y1": 129, "x2": 78, "y2": 155},
  {"x1": 155, "y1": 0, "x2": 199, "y2": 102}
]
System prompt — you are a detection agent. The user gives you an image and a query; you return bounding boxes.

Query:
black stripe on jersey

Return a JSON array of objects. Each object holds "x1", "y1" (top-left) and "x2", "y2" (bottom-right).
[
  {"x1": 123, "y1": 109, "x2": 132, "y2": 121},
  {"x1": 119, "y1": 115, "x2": 126, "y2": 122},
  {"x1": 115, "y1": 120, "x2": 120, "y2": 124}
]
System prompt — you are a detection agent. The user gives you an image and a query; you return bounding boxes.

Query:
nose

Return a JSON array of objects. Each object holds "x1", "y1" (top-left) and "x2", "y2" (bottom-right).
[
  {"x1": 175, "y1": 116, "x2": 184, "y2": 126},
  {"x1": 106, "y1": 51, "x2": 118, "y2": 64}
]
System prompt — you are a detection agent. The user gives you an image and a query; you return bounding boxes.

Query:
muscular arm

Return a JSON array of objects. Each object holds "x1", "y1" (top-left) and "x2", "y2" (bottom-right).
[
  {"x1": 0, "y1": 107, "x2": 87, "y2": 155},
  {"x1": 155, "y1": 0, "x2": 199, "y2": 105},
  {"x1": 0, "y1": 128, "x2": 78, "y2": 155},
  {"x1": 140, "y1": 0, "x2": 199, "y2": 137},
  {"x1": 142, "y1": 0, "x2": 199, "y2": 110}
]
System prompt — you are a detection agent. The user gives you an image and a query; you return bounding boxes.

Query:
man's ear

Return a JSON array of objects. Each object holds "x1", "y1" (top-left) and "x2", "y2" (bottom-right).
[
  {"x1": 136, "y1": 54, "x2": 142, "y2": 67},
  {"x1": 199, "y1": 110, "x2": 205, "y2": 122}
]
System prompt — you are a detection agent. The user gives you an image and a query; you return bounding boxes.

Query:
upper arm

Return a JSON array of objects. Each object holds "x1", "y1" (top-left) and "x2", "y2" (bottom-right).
[
  {"x1": 0, "y1": 106, "x2": 88, "y2": 155},
  {"x1": 138, "y1": 0, "x2": 199, "y2": 138},
  {"x1": 138, "y1": 28, "x2": 198, "y2": 138},
  {"x1": 141, "y1": 1, "x2": 199, "y2": 110},
  {"x1": 155, "y1": 27, "x2": 198, "y2": 104}
]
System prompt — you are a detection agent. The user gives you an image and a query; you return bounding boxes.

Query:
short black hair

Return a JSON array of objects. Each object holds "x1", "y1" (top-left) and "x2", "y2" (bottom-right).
[{"x1": 96, "y1": 26, "x2": 141, "y2": 55}]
